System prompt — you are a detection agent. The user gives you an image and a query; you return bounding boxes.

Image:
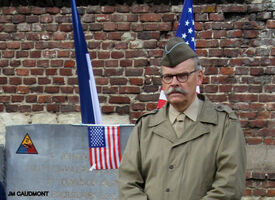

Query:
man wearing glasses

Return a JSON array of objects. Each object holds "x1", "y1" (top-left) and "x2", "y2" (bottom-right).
[{"x1": 119, "y1": 37, "x2": 246, "y2": 200}]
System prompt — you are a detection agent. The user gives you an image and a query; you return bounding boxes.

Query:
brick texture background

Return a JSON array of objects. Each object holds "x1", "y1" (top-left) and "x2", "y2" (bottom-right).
[{"x1": 0, "y1": 2, "x2": 274, "y2": 198}]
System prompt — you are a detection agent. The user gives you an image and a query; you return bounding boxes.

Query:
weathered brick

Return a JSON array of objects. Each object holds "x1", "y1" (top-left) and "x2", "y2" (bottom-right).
[
  {"x1": 132, "y1": 103, "x2": 145, "y2": 111},
  {"x1": 103, "y1": 22, "x2": 116, "y2": 31},
  {"x1": 117, "y1": 23, "x2": 130, "y2": 31},
  {"x1": 119, "y1": 86, "x2": 140, "y2": 94},
  {"x1": 0, "y1": 96, "x2": 10, "y2": 103},
  {"x1": 204, "y1": 85, "x2": 218, "y2": 93},
  {"x1": 116, "y1": 5, "x2": 130, "y2": 13},
  {"x1": 60, "y1": 69, "x2": 72, "y2": 76},
  {"x1": 125, "y1": 68, "x2": 143, "y2": 76},
  {"x1": 131, "y1": 5, "x2": 150, "y2": 13},
  {"x1": 5, "y1": 105, "x2": 18, "y2": 112},
  {"x1": 105, "y1": 60, "x2": 118, "y2": 67},
  {"x1": 108, "y1": 32, "x2": 123, "y2": 40},
  {"x1": 104, "y1": 69, "x2": 123, "y2": 76},
  {"x1": 115, "y1": 105, "x2": 129, "y2": 114},
  {"x1": 244, "y1": 30, "x2": 259, "y2": 39},
  {"x1": 209, "y1": 13, "x2": 224, "y2": 21},
  {"x1": 23, "y1": 78, "x2": 36, "y2": 85},
  {"x1": 16, "y1": 68, "x2": 29, "y2": 76},
  {"x1": 196, "y1": 39, "x2": 219, "y2": 48},
  {"x1": 137, "y1": 31, "x2": 160, "y2": 40},
  {"x1": 26, "y1": 16, "x2": 39, "y2": 23},
  {"x1": 126, "y1": 50, "x2": 147, "y2": 58},
  {"x1": 26, "y1": 95, "x2": 37, "y2": 103},
  {"x1": 267, "y1": 20, "x2": 275, "y2": 29},
  {"x1": 259, "y1": 95, "x2": 275, "y2": 102},
  {"x1": 110, "y1": 78, "x2": 127, "y2": 85},
  {"x1": 61, "y1": 87, "x2": 74, "y2": 94},
  {"x1": 47, "y1": 104, "x2": 60, "y2": 112},
  {"x1": 38, "y1": 77, "x2": 51, "y2": 85},
  {"x1": 115, "y1": 42, "x2": 128, "y2": 49},
  {"x1": 45, "y1": 86, "x2": 59, "y2": 93},
  {"x1": 64, "y1": 96, "x2": 77, "y2": 104},
  {"x1": 102, "y1": 105, "x2": 115, "y2": 113},
  {"x1": 143, "y1": 23, "x2": 158, "y2": 31},
  {"x1": 17, "y1": 86, "x2": 30, "y2": 94},
  {"x1": 32, "y1": 105, "x2": 44, "y2": 112},
  {"x1": 120, "y1": 60, "x2": 132, "y2": 67},
  {"x1": 194, "y1": 5, "x2": 216, "y2": 13},
  {"x1": 140, "y1": 13, "x2": 161, "y2": 22},
  {"x1": 38, "y1": 95, "x2": 51, "y2": 103},
  {"x1": 217, "y1": 4, "x2": 247, "y2": 13},
  {"x1": 16, "y1": 51, "x2": 28, "y2": 58},
  {"x1": 67, "y1": 78, "x2": 78, "y2": 85},
  {"x1": 11, "y1": 96, "x2": 24, "y2": 103},
  {"x1": 109, "y1": 96, "x2": 130, "y2": 104}
]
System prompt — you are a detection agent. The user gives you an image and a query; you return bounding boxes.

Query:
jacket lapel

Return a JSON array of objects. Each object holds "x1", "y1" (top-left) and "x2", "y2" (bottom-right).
[
  {"x1": 175, "y1": 97, "x2": 219, "y2": 146},
  {"x1": 148, "y1": 95, "x2": 219, "y2": 145},
  {"x1": 148, "y1": 104, "x2": 178, "y2": 143}
]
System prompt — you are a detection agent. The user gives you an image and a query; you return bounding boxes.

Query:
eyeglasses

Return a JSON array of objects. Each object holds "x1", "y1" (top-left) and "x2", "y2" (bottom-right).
[{"x1": 161, "y1": 69, "x2": 198, "y2": 84}]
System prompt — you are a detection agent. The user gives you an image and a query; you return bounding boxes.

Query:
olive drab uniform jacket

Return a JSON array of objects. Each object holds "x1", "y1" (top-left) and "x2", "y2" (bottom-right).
[{"x1": 118, "y1": 94, "x2": 246, "y2": 200}]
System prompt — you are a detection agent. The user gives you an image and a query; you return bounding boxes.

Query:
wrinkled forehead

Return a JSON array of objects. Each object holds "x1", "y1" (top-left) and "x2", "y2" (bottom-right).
[{"x1": 162, "y1": 58, "x2": 196, "y2": 74}]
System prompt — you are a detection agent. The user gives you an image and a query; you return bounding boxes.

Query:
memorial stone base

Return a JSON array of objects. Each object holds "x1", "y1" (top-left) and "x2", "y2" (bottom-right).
[{"x1": 5, "y1": 124, "x2": 134, "y2": 200}]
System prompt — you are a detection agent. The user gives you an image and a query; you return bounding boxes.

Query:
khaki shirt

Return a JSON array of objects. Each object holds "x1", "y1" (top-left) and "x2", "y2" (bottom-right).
[
  {"x1": 119, "y1": 94, "x2": 247, "y2": 200},
  {"x1": 169, "y1": 96, "x2": 203, "y2": 137}
]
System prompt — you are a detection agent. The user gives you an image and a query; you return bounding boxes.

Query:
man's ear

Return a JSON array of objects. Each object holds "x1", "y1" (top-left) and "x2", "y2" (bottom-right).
[{"x1": 197, "y1": 70, "x2": 203, "y2": 86}]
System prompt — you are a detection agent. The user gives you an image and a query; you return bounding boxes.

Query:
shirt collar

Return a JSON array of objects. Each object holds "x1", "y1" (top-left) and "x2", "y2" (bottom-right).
[{"x1": 169, "y1": 95, "x2": 202, "y2": 124}]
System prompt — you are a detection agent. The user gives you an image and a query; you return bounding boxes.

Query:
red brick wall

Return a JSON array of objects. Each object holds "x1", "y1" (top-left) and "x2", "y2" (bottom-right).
[{"x1": 0, "y1": 3, "x2": 274, "y2": 197}]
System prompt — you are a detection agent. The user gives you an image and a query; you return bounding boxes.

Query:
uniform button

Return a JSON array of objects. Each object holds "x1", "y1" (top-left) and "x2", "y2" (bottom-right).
[
  {"x1": 166, "y1": 188, "x2": 170, "y2": 192},
  {"x1": 169, "y1": 165, "x2": 174, "y2": 169}
]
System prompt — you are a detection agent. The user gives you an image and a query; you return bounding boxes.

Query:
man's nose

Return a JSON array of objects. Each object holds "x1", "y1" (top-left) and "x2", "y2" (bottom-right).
[{"x1": 170, "y1": 75, "x2": 180, "y2": 85}]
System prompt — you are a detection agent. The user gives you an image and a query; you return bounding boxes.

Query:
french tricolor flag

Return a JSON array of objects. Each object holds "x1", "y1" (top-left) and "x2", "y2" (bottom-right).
[{"x1": 71, "y1": 0, "x2": 102, "y2": 124}]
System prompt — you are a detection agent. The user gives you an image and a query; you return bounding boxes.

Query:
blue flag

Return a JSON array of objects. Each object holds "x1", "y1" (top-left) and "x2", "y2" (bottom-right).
[
  {"x1": 71, "y1": 0, "x2": 102, "y2": 124},
  {"x1": 176, "y1": 0, "x2": 196, "y2": 52}
]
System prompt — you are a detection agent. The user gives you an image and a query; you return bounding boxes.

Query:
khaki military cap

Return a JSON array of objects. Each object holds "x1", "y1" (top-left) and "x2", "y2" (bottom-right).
[{"x1": 161, "y1": 37, "x2": 197, "y2": 67}]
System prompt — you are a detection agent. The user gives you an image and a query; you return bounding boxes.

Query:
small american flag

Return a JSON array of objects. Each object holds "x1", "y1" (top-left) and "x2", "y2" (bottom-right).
[
  {"x1": 176, "y1": 0, "x2": 196, "y2": 52},
  {"x1": 88, "y1": 126, "x2": 121, "y2": 170}
]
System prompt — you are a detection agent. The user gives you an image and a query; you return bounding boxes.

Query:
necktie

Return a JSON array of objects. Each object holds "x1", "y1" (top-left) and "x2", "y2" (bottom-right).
[{"x1": 174, "y1": 113, "x2": 185, "y2": 138}]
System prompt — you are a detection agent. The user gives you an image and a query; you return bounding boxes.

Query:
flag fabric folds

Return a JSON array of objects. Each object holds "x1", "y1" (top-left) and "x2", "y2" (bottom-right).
[
  {"x1": 176, "y1": 0, "x2": 196, "y2": 51},
  {"x1": 71, "y1": 0, "x2": 102, "y2": 124},
  {"x1": 157, "y1": 0, "x2": 199, "y2": 108},
  {"x1": 157, "y1": 86, "x2": 167, "y2": 109},
  {"x1": 88, "y1": 126, "x2": 121, "y2": 170}
]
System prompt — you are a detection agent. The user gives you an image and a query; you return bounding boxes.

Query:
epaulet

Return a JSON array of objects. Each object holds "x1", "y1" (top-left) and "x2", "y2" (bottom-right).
[
  {"x1": 214, "y1": 104, "x2": 237, "y2": 120},
  {"x1": 136, "y1": 109, "x2": 159, "y2": 124}
]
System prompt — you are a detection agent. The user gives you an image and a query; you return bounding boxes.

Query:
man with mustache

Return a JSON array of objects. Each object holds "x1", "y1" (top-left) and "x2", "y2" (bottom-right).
[{"x1": 119, "y1": 37, "x2": 246, "y2": 200}]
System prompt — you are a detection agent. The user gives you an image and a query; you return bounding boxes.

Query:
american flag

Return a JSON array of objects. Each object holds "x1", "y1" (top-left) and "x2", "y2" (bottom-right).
[
  {"x1": 88, "y1": 126, "x2": 121, "y2": 170},
  {"x1": 176, "y1": 0, "x2": 196, "y2": 51}
]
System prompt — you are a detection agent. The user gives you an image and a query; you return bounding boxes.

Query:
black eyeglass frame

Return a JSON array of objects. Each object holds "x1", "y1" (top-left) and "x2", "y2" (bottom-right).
[{"x1": 161, "y1": 69, "x2": 198, "y2": 84}]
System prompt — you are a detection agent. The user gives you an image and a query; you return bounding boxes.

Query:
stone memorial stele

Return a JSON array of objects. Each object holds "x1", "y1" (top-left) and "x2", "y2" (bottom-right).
[{"x1": 5, "y1": 124, "x2": 134, "y2": 200}]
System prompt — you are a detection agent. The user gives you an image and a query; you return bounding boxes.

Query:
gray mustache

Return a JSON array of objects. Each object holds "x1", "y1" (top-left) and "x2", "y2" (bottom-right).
[{"x1": 165, "y1": 87, "x2": 188, "y2": 96}]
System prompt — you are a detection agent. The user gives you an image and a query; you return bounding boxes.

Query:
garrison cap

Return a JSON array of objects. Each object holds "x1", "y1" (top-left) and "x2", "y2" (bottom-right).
[{"x1": 161, "y1": 37, "x2": 197, "y2": 67}]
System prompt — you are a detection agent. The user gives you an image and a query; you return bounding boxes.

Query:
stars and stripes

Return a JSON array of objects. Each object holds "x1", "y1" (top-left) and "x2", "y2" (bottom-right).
[
  {"x1": 176, "y1": 0, "x2": 196, "y2": 51},
  {"x1": 88, "y1": 126, "x2": 121, "y2": 170}
]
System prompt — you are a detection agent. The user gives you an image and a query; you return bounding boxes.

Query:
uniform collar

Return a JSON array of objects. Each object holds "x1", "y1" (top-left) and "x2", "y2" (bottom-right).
[
  {"x1": 168, "y1": 95, "x2": 202, "y2": 124},
  {"x1": 149, "y1": 94, "x2": 218, "y2": 128}
]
